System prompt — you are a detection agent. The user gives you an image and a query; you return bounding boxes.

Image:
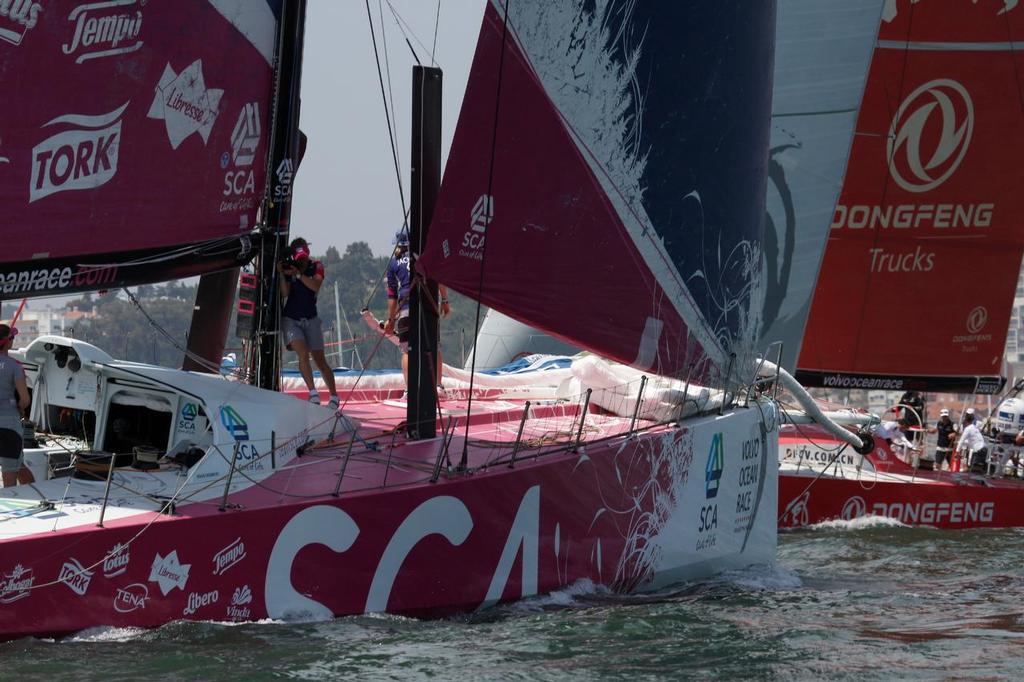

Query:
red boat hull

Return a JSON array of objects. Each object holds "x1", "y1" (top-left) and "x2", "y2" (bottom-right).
[{"x1": 779, "y1": 427, "x2": 1024, "y2": 529}]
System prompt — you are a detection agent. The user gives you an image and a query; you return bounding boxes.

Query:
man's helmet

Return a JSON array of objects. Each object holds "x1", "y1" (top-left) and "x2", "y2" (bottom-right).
[{"x1": 394, "y1": 230, "x2": 410, "y2": 247}]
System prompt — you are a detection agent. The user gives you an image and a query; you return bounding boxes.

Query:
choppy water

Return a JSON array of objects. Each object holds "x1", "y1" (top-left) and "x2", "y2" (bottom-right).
[{"x1": 4, "y1": 520, "x2": 1023, "y2": 680}]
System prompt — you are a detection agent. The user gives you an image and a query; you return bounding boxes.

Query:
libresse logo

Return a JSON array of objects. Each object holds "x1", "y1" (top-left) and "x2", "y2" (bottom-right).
[
  {"x1": 887, "y1": 79, "x2": 973, "y2": 193},
  {"x1": 148, "y1": 59, "x2": 223, "y2": 149},
  {"x1": 30, "y1": 102, "x2": 128, "y2": 203},
  {"x1": 0, "y1": 1, "x2": 43, "y2": 46},
  {"x1": 148, "y1": 551, "x2": 190, "y2": 595}
]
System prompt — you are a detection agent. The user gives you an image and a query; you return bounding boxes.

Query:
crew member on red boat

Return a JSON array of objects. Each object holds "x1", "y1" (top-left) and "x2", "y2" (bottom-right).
[
  {"x1": 956, "y1": 412, "x2": 988, "y2": 474},
  {"x1": 897, "y1": 390, "x2": 925, "y2": 443},
  {"x1": 929, "y1": 408, "x2": 958, "y2": 471},
  {"x1": 0, "y1": 324, "x2": 33, "y2": 487},
  {"x1": 872, "y1": 419, "x2": 918, "y2": 463},
  {"x1": 278, "y1": 237, "x2": 340, "y2": 409}
]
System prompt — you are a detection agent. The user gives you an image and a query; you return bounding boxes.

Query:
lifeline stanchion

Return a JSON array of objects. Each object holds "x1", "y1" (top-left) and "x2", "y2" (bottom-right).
[
  {"x1": 328, "y1": 412, "x2": 344, "y2": 442},
  {"x1": 270, "y1": 430, "x2": 276, "y2": 469},
  {"x1": 682, "y1": 363, "x2": 694, "y2": 414},
  {"x1": 573, "y1": 389, "x2": 593, "y2": 452},
  {"x1": 628, "y1": 377, "x2": 648, "y2": 438},
  {"x1": 332, "y1": 431, "x2": 358, "y2": 496},
  {"x1": 508, "y1": 401, "x2": 531, "y2": 468},
  {"x1": 382, "y1": 428, "x2": 399, "y2": 488},
  {"x1": 431, "y1": 417, "x2": 454, "y2": 483},
  {"x1": 218, "y1": 442, "x2": 241, "y2": 512},
  {"x1": 96, "y1": 454, "x2": 118, "y2": 528},
  {"x1": 720, "y1": 353, "x2": 736, "y2": 415}
]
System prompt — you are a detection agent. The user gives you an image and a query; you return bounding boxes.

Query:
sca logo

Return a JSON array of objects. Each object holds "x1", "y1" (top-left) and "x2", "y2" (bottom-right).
[
  {"x1": 219, "y1": 405, "x2": 249, "y2": 441},
  {"x1": 177, "y1": 402, "x2": 199, "y2": 433},
  {"x1": 705, "y1": 432, "x2": 724, "y2": 499}
]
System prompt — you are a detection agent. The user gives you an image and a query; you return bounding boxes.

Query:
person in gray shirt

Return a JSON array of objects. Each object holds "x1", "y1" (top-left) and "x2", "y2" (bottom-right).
[{"x1": 0, "y1": 324, "x2": 33, "y2": 487}]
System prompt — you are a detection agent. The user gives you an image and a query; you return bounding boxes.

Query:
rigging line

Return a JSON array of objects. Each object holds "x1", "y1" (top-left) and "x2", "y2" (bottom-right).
[
  {"x1": 366, "y1": 0, "x2": 410, "y2": 235},
  {"x1": 378, "y1": 0, "x2": 405, "y2": 205},
  {"x1": 431, "y1": 0, "x2": 441, "y2": 68},
  {"x1": 122, "y1": 288, "x2": 224, "y2": 374},
  {"x1": 384, "y1": 0, "x2": 431, "y2": 66},
  {"x1": 460, "y1": 0, "x2": 511, "y2": 470}
]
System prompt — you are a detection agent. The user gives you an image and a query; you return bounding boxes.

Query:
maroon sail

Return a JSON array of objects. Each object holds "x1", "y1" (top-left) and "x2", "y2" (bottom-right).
[
  {"x1": 419, "y1": 1, "x2": 777, "y2": 383},
  {"x1": 0, "y1": 0, "x2": 281, "y2": 296}
]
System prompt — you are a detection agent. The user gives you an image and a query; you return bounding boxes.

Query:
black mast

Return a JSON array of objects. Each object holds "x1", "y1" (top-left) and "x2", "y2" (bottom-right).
[
  {"x1": 252, "y1": 0, "x2": 308, "y2": 390},
  {"x1": 407, "y1": 65, "x2": 443, "y2": 439}
]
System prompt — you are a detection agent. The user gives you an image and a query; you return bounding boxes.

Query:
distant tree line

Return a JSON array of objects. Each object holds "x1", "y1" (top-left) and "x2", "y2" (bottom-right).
[{"x1": 59, "y1": 241, "x2": 486, "y2": 372}]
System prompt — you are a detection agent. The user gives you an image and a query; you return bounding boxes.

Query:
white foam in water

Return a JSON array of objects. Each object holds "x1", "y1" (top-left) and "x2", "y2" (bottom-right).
[
  {"x1": 506, "y1": 578, "x2": 606, "y2": 613},
  {"x1": 65, "y1": 625, "x2": 149, "y2": 643},
  {"x1": 719, "y1": 564, "x2": 803, "y2": 590},
  {"x1": 810, "y1": 514, "x2": 907, "y2": 531}
]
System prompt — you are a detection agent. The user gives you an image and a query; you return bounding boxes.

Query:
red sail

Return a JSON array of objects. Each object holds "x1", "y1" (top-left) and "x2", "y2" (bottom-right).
[
  {"x1": 797, "y1": 0, "x2": 1024, "y2": 394},
  {"x1": 0, "y1": 0, "x2": 278, "y2": 295}
]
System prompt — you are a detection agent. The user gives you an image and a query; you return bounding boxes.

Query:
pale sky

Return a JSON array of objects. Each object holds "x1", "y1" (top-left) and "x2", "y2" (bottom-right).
[{"x1": 290, "y1": 0, "x2": 486, "y2": 258}]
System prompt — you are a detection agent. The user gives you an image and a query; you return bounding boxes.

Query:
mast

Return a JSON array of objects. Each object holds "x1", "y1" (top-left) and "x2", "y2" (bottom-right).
[
  {"x1": 252, "y1": 0, "x2": 308, "y2": 390},
  {"x1": 407, "y1": 65, "x2": 443, "y2": 440}
]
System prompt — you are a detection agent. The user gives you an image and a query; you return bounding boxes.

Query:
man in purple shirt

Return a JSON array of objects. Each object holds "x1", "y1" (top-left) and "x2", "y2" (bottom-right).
[{"x1": 384, "y1": 231, "x2": 450, "y2": 393}]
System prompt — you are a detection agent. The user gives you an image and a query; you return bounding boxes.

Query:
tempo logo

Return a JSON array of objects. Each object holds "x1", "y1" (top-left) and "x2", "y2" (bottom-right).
[{"x1": 62, "y1": 0, "x2": 144, "y2": 64}]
